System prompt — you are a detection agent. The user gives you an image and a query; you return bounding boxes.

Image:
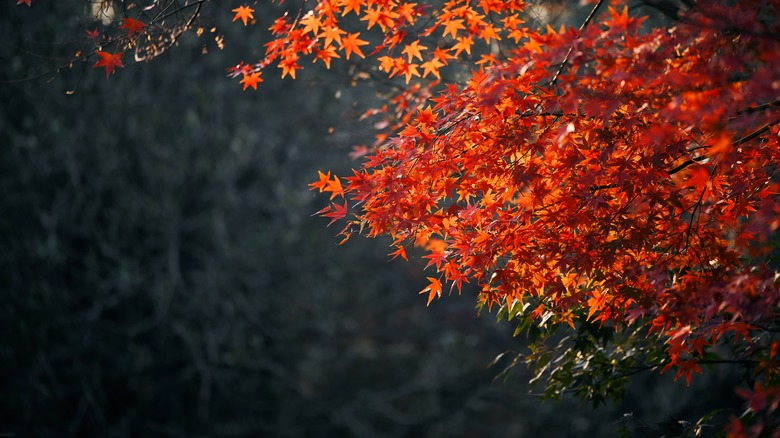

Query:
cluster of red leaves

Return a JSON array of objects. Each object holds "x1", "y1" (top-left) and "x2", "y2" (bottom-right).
[{"x1": 290, "y1": 0, "x2": 780, "y2": 432}]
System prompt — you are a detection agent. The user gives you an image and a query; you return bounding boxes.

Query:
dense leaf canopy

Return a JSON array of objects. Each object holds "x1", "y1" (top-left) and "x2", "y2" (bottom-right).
[
  {"x1": 285, "y1": 2, "x2": 780, "y2": 432},
  {"x1": 263, "y1": 1, "x2": 780, "y2": 434},
  {"x1": 10, "y1": 0, "x2": 780, "y2": 435}
]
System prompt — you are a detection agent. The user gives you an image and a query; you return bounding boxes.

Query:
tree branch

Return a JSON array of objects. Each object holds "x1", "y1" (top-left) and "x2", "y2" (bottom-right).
[
  {"x1": 547, "y1": 0, "x2": 606, "y2": 89},
  {"x1": 734, "y1": 121, "x2": 775, "y2": 146},
  {"x1": 640, "y1": 0, "x2": 686, "y2": 20},
  {"x1": 667, "y1": 155, "x2": 709, "y2": 175},
  {"x1": 735, "y1": 98, "x2": 780, "y2": 116},
  {"x1": 668, "y1": 120, "x2": 780, "y2": 175}
]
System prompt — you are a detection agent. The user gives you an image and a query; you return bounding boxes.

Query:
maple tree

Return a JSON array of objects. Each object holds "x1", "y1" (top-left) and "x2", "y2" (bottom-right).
[
  {"x1": 300, "y1": 2, "x2": 780, "y2": 433},
  {"x1": 14, "y1": 0, "x2": 780, "y2": 434}
]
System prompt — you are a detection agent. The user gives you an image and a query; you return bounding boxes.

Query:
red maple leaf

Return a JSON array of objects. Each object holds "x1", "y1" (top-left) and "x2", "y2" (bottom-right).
[
  {"x1": 319, "y1": 202, "x2": 348, "y2": 226},
  {"x1": 86, "y1": 28, "x2": 100, "y2": 39},
  {"x1": 93, "y1": 51, "x2": 124, "y2": 77},
  {"x1": 120, "y1": 17, "x2": 146, "y2": 36},
  {"x1": 16, "y1": 0, "x2": 31, "y2": 6}
]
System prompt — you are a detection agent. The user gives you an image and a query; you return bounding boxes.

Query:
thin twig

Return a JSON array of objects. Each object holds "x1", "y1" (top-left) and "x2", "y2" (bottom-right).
[
  {"x1": 548, "y1": 0, "x2": 606, "y2": 89},
  {"x1": 734, "y1": 98, "x2": 780, "y2": 116}
]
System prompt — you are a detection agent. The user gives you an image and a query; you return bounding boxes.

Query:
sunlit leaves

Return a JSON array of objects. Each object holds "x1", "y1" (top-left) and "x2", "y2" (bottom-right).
[
  {"x1": 230, "y1": 0, "x2": 528, "y2": 82},
  {"x1": 361, "y1": 7, "x2": 397, "y2": 32},
  {"x1": 402, "y1": 40, "x2": 427, "y2": 63},
  {"x1": 420, "y1": 277, "x2": 442, "y2": 306},
  {"x1": 232, "y1": 5, "x2": 254, "y2": 26},
  {"x1": 340, "y1": 0, "x2": 365, "y2": 16},
  {"x1": 239, "y1": 71, "x2": 263, "y2": 90},
  {"x1": 278, "y1": 53, "x2": 302, "y2": 79},
  {"x1": 314, "y1": 45, "x2": 340, "y2": 69},
  {"x1": 290, "y1": 3, "x2": 780, "y2": 426},
  {"x1": 319, "y1": 26, "x2": 346, "y2": 47},
  {"x1": 451, "y1": 36, "x2": 473, "y2": 56},
  {"x1": 420, "y1": 57, "x2": 445, "y2": 79},
  {"x1": 309, "y1": 171, "x2": 344, "y2": 199},
  {"x1": 441, "y1": 18, "x2": 465, "y2": 38},
  {"x1": 300, "y1": 12, "x2": 322, "y2": 35},
  {"x1": 340, "y1": 32, "x2": 368, "y2": 59}
]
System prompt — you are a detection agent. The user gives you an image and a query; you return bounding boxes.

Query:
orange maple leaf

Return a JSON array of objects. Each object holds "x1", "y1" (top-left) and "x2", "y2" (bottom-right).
[
  {"x1": 441, "y1": 18, "x2": 465, "y2": 38},
  {"x1": 240, "y1": 72, "x2": 263, "y2": 90},
  {"x1": 320, "y1": 26, "x2": 346, "y2": 48},
  {"x1": 396, "y1": 2, "x2": 419, "y2": 24},
  {"x1": 341, "y1": 32, "x2": 369, "y2": 60},
  {"x1": 326, "y1": 176, "x2": 344, "y2": 199},
  {"x1": 341, "y1": 0, "x2": 364, "y2": 16},
  {"x1": 120, "y1": 17, "x2": 146, "y2": 36},
  {"x1": 361, "y1": 7, "x2": 396, "y2": 31},
  {"x1": 399, "y1": 62, "x2": 420, "y2": 83},
  {"x1": 420, "y1": 277, "x2": 443, "y2": 306},
  {"x1": 300, "y1": 12, "x2": 322, "y2": 35},
  {"x1": 451, "y1": 36, "x2": 474, "y2": 56},
  {"x1": 433, "y1": 46, "x2": 455, "y2": 63},
  {"x1": 93, "y1": 51, "x2": 124, "y2": 77},
  {"x1": 389, "y1": 245, "x2": 408, "y2": 261},
  {"x1": 402, "y1": 40, "x2": 427, "y2": 63},
  {"x1": 309, "y1": 171, "x2": 332, "y2": 192},
  {"x1": 608, "y1": 5, "x2": 630, "y2": 31},
  {"x1": 278, "y1": 54, "x2": 302, "y2": 79},
  {"x1": 232, "y1": 5, "x2": 255, "y2": 26},
  {"x1": 377, "y1": 55, "x2": 400, "y2": 74},
  {"x1": 314, "y1": 46, "x2": 340, "y2": 69}
]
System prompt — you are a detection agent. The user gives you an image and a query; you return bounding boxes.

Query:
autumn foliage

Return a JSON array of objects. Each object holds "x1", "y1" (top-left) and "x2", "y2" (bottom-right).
[
  {"x1": 262, "y1": 0, "x2": 780, "y2": 433},
  {"x1": 18, "y1": 0, "x2": 780, "y2": 434}
]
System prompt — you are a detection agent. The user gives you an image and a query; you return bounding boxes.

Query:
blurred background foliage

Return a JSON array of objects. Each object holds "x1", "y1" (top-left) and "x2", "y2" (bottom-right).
[{"x1": 0, "y1": 1, "x2": 743, "y2": 436}]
